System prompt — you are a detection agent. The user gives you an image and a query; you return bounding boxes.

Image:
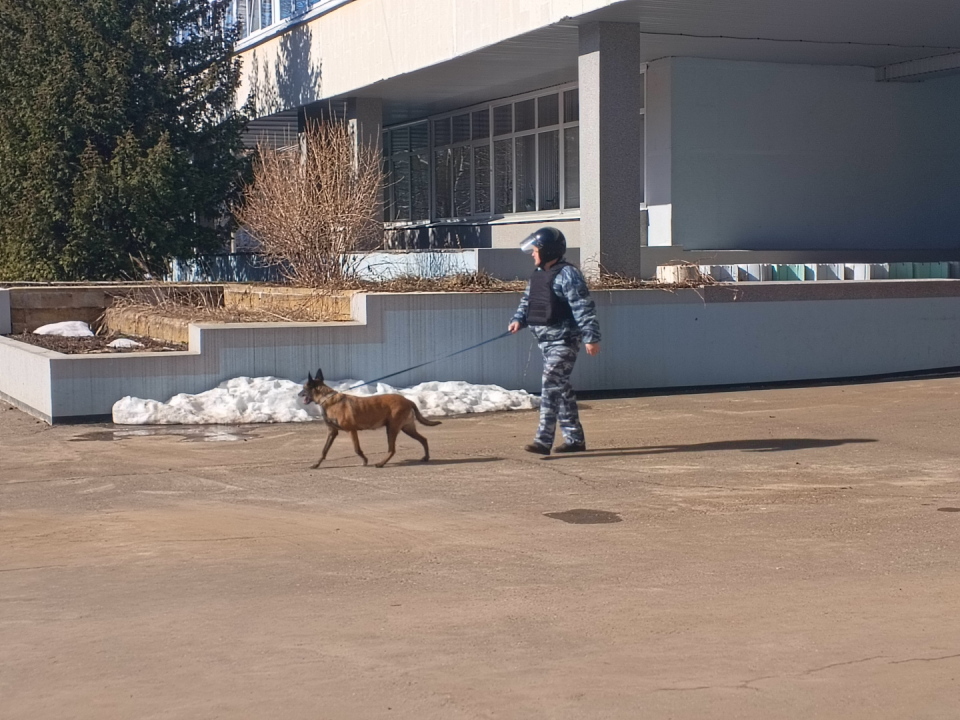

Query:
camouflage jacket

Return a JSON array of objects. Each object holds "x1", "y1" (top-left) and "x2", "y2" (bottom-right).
[{"x1": 512, "y1": 262, "x2": 601, "y2": 345}]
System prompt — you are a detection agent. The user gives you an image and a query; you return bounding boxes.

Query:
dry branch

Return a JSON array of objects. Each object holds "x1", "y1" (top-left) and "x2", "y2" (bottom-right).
[{"x1": 234, "y1": 118, "x2": 384, "y2": 287}]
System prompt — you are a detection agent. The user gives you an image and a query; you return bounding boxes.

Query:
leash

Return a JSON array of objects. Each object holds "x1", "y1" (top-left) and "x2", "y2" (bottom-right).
[{"x1": 349, "y1": 330, "x2": 513, "y2": 390}]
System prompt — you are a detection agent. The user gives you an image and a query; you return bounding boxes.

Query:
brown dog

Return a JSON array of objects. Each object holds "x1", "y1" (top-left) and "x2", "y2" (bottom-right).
[{"x1": 299, "y1": 368, "x2": 441, "y2": 468}]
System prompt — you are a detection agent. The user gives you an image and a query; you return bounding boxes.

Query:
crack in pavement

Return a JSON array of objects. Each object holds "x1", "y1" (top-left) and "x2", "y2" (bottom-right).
[
  {"x1": 889, "y1": 652, "x2": 960, "y2": 665},
  {"x1": 0, "y1": 564, "x2": 68, "y2": 573},
  {"x1": 655, "y1": 652, "x2": 959, "y2": 694},
  {"x1": 804, "y1": 655, "x2": 886, "y2": 675}
]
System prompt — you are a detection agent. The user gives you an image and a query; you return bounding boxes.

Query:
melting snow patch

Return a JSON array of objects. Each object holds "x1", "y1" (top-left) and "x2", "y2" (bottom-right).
[
  {"x1": 33, "y1": 321, "x2": 94, "y2": 337},
  {"x1": 112, "y1": 376, "x2": 538, "y2": 425},
  {"x1": 107, "y1": 338, "x2": 144, "y2": 349}
]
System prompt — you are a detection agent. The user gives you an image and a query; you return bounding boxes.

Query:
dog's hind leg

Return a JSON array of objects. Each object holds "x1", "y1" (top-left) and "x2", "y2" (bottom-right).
[
  {"x1": 349, "y1": 430, "x2": 368, "y2": 466},
  {"x1": 401, "y1": 423, "x2": 430, "y2": 462},
  {"x1": 376, "y1": 425, "x2": 400, "y2": 468},
  {"x1": 312, "y1": 426, "x2": 339, "y2": 469}
]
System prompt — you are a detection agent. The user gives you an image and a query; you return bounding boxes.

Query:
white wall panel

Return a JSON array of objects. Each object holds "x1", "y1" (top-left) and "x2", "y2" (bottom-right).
[
  {"x1": 668, "y1": 58, "x2": 960, "y2": 251},
  {"x1": 5, "y1": 285, "x2": 960, "y2": 422}
]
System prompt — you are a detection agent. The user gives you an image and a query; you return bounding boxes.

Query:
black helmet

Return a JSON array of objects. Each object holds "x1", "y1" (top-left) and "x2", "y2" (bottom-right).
[{"x1": 520, "y1": 227, "x2": 566, "y2": 267}]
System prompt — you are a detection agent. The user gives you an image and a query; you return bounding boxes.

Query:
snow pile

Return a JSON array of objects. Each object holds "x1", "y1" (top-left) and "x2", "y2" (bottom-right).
[
  {"x1": 108, "y1": 338, "x2": 144, "y2": 349},
  {"x1": 33, "y1": 321, "x2": 94, "y2": 337},
  {"x1": 112, "y1": 376, "x2": 538, "y2": 425}
]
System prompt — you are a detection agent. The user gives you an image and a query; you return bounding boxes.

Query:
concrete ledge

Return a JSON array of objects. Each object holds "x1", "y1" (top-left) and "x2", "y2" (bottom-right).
[
  {"x1": 698, "y1": 279, "x2": 960, "y2": 303},
  {"x1": 4, "y1": 283, "x2": 960, "y2": 423}
]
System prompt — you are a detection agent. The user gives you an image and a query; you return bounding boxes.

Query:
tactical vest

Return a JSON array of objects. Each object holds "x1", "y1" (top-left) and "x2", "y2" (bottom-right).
[{"x1": 526, "y1": 260, "x2": 574, "y2": 326}]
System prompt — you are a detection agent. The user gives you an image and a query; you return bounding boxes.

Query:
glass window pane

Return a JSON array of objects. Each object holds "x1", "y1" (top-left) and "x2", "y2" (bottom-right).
[
  {"x1": 515, "y1": 99, "x2": 535, "y2": 133},
  {"x1": 382, "y1": 160, "x2": 392, "y2": 221},
  {"x1": 564, "y1": 89, "x2": 579, "y2": 123},
  {"x1": 472, "y1": 109, "x2": 489, "y2": 140},
  {"x1": 452, "y1": 146, "x2": 471, "y2": 217},
  {"x1": 260, "y1": 0, "x2": 272, "y2": 29},
  {"x1": 515, "y1": 134, "x2": 536, "y2": 212},
  {"x1": 411, "y1": 153, "x2": 430, "y2": 221},
  {"x1": 391, "y1": 127, "x2": 410, "y2": 154},
  {"x1": 452, "y1": 114, "x2": 471, "y2": 144},
  {"x1": 493, "y1": 104, "x2": 512, "y2": 136},
  {"x1": 434, "y1": 118, "x2": 451, "y2": 147},
  {"x1": 434, "y1": 149, "x2": 451, "y2": 219},
  {"x1": 393, "y1": 156, "x2": 411, "y2": 221},
  {"x1": 280, "y1": 0, "x2": 307, "y2": 18},
  {"x1": 382, "y1": 131, "x2": 390, "y2": 157},
  {"x1": 410, "y1": 122, "x2": 429, "y2": 151},
  {"x1": 538, "y1": 131, "x2": 559, "y2": 211},
  {"x1": 494, "y1": 139, "x2": 513, "y2": 214},
  {"x1": 474, "y1": 145, "x2": 490, "y2": 214},
  {"x1": 564, "y1": 127, "x2": 580, "y2": 209},
  {"x1": 538, "y1": 94, "x2": 559, "y2": 127}
]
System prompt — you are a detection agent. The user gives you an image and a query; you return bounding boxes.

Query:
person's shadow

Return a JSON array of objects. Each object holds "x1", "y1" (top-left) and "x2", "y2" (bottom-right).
[{"x1": 543, "y1": 438, "x2": 876, "y2": 460}]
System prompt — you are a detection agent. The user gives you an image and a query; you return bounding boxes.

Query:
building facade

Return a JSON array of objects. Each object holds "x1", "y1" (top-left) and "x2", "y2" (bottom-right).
[{"x1": 232, "y1": 0, "x2": 960, "y2": 277}]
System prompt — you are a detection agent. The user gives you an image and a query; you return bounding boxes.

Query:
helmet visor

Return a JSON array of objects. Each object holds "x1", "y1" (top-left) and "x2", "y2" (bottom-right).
[{"x1": 519, "y1": 232, "x2": 540, "y2": 254}]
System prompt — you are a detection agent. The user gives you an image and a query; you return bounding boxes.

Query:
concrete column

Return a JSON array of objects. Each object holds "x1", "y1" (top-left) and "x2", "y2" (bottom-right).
[
  {"x1": 347, "y1": 98, "x2": 383, "y2": 158},
  {"x1": 0, "y1": 289, "x2": 10, "y2": 335},
  {"x1": 578, "y1": 23, "x2": 644, "y2": 277},
  {"x1": 300, "y1": 97, "x2": 382, "y2": 157}
]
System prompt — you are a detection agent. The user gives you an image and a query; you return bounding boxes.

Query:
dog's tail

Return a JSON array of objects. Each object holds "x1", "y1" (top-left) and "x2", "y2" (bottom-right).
[{"x1": 413, "y1": 406, "x2": 442, "y2": 426}]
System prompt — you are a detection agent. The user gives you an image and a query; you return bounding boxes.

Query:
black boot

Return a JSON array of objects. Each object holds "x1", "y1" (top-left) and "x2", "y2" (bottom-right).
[
  {"x1": 554, "y1": 442, "x2": 586, "y2": 453},
  {"x1": 524, "y1": 442, "x2": 551, "y2": 455}
]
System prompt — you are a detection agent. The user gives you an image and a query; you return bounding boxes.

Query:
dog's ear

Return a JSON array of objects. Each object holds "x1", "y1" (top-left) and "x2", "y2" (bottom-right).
[
  {"x1": 307, "y1": 371, "x2": 313, "y2": 382},
  {"x1": 316, "y1": 368, "x2": 324, "y2": 383}
]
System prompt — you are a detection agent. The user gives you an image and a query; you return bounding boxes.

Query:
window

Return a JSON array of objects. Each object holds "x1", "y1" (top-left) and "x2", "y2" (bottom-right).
[
  {"x1": 383, "y1": 83, "x2": 580, "y2": 224},
  {"x1": 563, "y1": 89, "x2": 580, "y2": 209},
  {"x1": 383, "y1": 122, "x2": 429, "y2": 222},
  {"x1": 233, "y1": 0, "x2": 336, "y2": 39}
]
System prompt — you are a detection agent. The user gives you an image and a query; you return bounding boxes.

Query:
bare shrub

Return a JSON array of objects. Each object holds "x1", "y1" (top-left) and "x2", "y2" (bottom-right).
[{"x1": 234, "y1": 118, "x2": 383, "y2": 287}]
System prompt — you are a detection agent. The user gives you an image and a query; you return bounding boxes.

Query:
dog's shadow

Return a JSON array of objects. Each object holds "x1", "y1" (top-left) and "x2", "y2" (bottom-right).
[
  {"x1": 316, "y1": 457, "x2": 503, "y2": 469},
  {"x1": 393, "y1": 457, "x2": 503, "y2": 467}
]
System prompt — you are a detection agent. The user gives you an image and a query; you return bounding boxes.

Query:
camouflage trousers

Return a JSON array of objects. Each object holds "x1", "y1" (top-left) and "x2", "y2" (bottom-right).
[{"x1": 535, "y1": 340, "x2": 585, "y2": 447}]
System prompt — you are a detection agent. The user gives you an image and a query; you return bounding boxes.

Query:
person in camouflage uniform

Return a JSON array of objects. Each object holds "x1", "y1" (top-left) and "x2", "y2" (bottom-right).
[{"x1": 509, "y1": 227, "x2": 601, "y2": 455}]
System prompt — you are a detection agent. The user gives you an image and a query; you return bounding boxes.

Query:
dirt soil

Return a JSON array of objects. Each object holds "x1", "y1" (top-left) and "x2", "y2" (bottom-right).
[
  {"x1": 2, "y1": 377, "x2": 960, "y2": 719},
  {"x1": 6, "y1": 332, "x2": 187, "y2": 354}
]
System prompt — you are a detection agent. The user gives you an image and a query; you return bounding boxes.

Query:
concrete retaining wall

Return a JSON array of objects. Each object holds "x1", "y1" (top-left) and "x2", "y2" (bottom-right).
[
  {"x1": 4, "y1": 283, "x2": 960, "y2": 423},
  {"x1": 103, "y1": 307, "x2": 192, "y2": 345},
  {"x1": 2, "y1": 285, "x2": 223, "y2": 334},
  {"x1": 8, "y1": 287, "x2": 111, "y2": 334},
  {"x1": 221, "y1": 286, "x2": 353, "y2": 319},
  {"x1": 0, "y1": 337, "x2": 53, "y2": 421}
]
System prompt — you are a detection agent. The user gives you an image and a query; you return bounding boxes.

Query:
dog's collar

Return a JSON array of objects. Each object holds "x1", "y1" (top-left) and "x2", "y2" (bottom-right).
[{"x1": 318, "y1": 392, "x2": 344, "y2": 409}]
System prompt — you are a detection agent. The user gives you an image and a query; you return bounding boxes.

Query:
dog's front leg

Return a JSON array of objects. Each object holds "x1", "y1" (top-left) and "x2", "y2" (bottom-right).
[
  {"x1": 312, "y1": 426, "x2": 339, "y2": 469},
  {"x1": 376, "y1": 425, "x2": 399, "y2": 468},
  {"x1": 349, "y1": 430, "x2": 368, "y2": 466}
]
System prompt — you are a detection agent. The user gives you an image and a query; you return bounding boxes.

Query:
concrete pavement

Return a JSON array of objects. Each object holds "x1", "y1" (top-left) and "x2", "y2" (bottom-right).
[{"x1": 2, "y1": 377, "x2": 960, "y2": 719}]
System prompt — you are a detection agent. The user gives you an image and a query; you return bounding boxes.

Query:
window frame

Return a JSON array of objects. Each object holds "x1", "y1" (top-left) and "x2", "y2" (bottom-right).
[
  {"x1": 639, "y1": 65, "x2": 647, "y2": 208},
  {"x1": 382, "y1": 82, "x2": 581, "y2": 228}
]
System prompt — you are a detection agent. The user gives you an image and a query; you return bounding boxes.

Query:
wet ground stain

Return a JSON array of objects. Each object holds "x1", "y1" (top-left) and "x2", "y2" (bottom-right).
[
  {"x1": 71, "y1": 426, "x2": 256, "y2": 443},
  {"x1": 544, "y1": 509, "x2": 622, "y2": 524}
]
